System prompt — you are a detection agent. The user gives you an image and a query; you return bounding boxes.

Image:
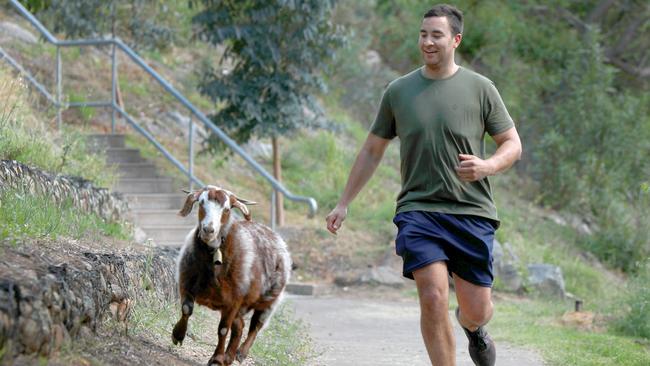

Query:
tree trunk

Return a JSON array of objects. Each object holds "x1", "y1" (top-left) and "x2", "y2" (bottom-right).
[{"x1": 272, "y1": 136, "x2": 284, "y2": 227}]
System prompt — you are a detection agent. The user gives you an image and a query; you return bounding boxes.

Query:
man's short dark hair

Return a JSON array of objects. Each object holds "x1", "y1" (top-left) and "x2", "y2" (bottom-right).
[{"x1": 423, "y1": 4, "x2": 464, "y2": 35}]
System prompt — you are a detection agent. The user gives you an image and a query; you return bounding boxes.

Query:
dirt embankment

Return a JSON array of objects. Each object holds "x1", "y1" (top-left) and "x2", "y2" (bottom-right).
[{"x1": 0, "y1": 237, "x2": 177, "y2": 361}]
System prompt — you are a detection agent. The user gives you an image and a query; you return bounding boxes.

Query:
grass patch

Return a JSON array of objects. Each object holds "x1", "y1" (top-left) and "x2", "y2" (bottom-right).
[
  {"x1": 493, "y1": 176, "x2": 624, "y2": 308},
  {"x1": 125, "y1": 288, "x2": 316, "y2": 365},
  {"x1": 250, "y1": 302, "x2": 317, "y2": 365},
  {"x1": 0, "y1": 187, "x2": 131, "y2": 244},
  {"x1": 282, "y1": 105, "x2": 401, "y2": 238},
  {"x1": 0, "y1": 66, "x2": 117, "y2": 188},
  {"x1": 491, "y1": 298, "x2": 650, "y2": 366}
]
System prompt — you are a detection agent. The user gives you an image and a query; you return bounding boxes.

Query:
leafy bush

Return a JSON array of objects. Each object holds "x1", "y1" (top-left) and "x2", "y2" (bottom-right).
[
  {"x1": 35, "y1": 0, "x2": 175, "y2": 51},
  {"x1": 614, "y1": 259, "x2": 650, "y2": 339}
]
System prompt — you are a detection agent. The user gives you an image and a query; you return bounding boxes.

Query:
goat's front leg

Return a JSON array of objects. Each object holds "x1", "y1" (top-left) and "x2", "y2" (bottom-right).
[
  {"x1": 225, "y1": 315, "x2": 245, "y2": 363},
  {"x1": 172, "y1": 294, "x2": 194, "y2": 346},
  {"x1": 208, "y1": 305, "x2": 241, "y2": 366}
]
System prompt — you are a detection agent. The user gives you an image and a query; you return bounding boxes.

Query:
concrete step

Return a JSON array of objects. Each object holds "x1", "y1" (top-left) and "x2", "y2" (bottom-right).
[
  {"x1": 133, "y1": 209, "x2": 195, "y2": 226},
  {"x1": 116, "y1": 163, "x2": 159, "y2": 178},
  {"x1": 116, "y1": 177, "x2": 174, "y2": 194},
  {"x1": 126, "y1": 193, "x2": 187, "y2": 210},
  {"x1": 87, "y1": 134, "x2": 126, "y2": 149},
  {"x1": 106, "y1": 148, "x2": 144, "y2": 164},
  {"x1": 140, "y1": 225, "x2": 194, "y2": 247}
]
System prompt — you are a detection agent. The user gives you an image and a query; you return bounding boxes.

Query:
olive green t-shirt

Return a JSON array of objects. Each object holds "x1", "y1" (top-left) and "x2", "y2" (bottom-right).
[{"x1": 370, "y1": 66, "x2": 514, "y2": 223}]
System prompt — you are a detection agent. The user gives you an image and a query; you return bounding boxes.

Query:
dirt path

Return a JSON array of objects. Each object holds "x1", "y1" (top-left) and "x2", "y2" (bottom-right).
[{"x1": 287, "y1": 293, "x2": 545, "y2": 366}]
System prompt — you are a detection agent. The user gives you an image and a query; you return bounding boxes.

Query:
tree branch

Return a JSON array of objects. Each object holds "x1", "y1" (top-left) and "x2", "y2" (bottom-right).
[
  {"x1": 587, "y1": 0, "x2": 618, "y2": 23},
  {"x1": 606, "y1": 15, "x2": 648, "y2": 57},
  {"x1": 605, "y1": 56, "x2": 650, "y2": 77}
]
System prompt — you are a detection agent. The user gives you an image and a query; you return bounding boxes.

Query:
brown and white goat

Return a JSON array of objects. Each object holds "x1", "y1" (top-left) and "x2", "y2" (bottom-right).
[{"x1": 172, "y1": 186, "x2": 291, "y2": 366}]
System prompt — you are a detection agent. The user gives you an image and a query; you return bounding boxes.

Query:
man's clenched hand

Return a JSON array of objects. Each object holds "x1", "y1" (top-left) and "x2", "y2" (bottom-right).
[
  {"x1": 455, "y1": 154, "x2": 495, "y2": 182},
  {"x1": 325, "y1": 205, "x2": 348, "y2": 235}
]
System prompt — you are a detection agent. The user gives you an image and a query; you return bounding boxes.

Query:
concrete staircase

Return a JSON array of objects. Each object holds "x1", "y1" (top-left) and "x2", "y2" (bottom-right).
[{"x1": 88, "y1": 134, "x2": 193, "y2": 247}]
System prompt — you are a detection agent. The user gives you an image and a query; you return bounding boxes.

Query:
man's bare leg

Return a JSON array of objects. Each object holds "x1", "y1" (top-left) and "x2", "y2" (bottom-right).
[
  {"x1": 453, "y1": 274, "x2": 493, "y2": 331},
  {"x1": 413, "y1": 261, "x2": 455, "y2": 366},
  {"x1": 453, "y1": 273, "x2": 496, "y2": 366}
]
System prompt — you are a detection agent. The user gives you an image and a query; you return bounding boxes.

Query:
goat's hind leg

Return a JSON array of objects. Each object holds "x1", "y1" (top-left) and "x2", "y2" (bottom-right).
[
  {"x1": 172, "y1": 295, "x2": 194, "y2": 346},
  {"x1": 236, "y1": 305, "x2": 277, "y2": 362}
]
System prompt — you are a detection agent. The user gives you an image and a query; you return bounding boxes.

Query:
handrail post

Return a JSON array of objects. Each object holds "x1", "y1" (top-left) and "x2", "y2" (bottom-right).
[
  {"x1": 55, "y1": 45, "x2": 62, "y2": 129},
  {"x1": 188, "y1": 115, "x2": 194, "y2": 192},
  {"x1": 111, "y1": 41, "x2": 117, "y2": 133},
  {"x1": 270, "y1": 190, "x2": 277, "y2": 231}
]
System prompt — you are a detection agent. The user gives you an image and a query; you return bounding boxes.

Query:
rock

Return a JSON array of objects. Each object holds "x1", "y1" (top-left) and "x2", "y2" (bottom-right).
[
  {"x1": 20, "y1": 318, "x2": 43, "y2": 353},
  {"x1": 165, "y1": 110, "x2": 208, "y2": 141},
  {"x1": 499, "y1": 263, "x2": 524, "y2": 293},
  {"x1": 243, "y1": 139, "x2": 273, "y2": 161},
  {"x1": 335, "y1": 266, "x2": 406, "y2": 288},
  {"x1": 50, "y1": 324, "x2": 65, "y2": 350},
  {"x1": 361, "y1": 266, "x2": 406, "y2": 288},
  {"x1": 493, "y1": 240, "x2": 524, "y2": 293},
  {"x1": 527, "y1": 264, "x2": 566, "y2": 298},
  {"x1": 493, "y1": 239, "x2": 504, "y2": 270},
  {"x1": 0, "y1": 22, "x2": 38, "y2": 44},
  {"x1": 133, "y1": 226, "x2": 148, "y2": 244},
  {"x1": 363, "y1": 50, "x2": 383, "y2": 69}
]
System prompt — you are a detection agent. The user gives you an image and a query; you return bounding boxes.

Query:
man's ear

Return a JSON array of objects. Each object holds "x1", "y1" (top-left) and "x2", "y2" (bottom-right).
[{"x1": 453, "y1": 33, "x2": 462, "y2": 48}]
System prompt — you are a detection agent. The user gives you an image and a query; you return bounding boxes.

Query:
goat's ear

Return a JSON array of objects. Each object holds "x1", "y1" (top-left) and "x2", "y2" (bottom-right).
[
  {"x1": 230, "y1": 195, "x2": 253, "y2": 221},
  {"x1": 178, "y1": 191, "x2": 199, "y2": 217}
]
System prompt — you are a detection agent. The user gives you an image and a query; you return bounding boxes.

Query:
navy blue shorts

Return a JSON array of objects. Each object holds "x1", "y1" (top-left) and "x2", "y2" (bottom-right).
[{"x1": 392, "y1": 211, "x2": 497, "y2": 287}]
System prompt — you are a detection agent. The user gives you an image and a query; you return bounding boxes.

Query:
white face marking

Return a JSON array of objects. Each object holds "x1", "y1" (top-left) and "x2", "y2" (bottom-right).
[{"x1": 198, "y1": 190, "x2": 230, "y2": 245}]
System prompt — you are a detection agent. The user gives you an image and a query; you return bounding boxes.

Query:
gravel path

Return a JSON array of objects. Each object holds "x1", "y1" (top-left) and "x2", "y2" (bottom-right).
[{"x1": 287, "y1": 293, "x2": 545, "y2": 366}]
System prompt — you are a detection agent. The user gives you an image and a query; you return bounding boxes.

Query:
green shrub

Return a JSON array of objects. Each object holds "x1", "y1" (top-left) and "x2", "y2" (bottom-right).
[{"x1": 614, "y1": 259, "x2": 650, "y2": 339}]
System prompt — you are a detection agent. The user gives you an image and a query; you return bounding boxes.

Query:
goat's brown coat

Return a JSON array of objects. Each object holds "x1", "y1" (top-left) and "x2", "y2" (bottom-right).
[{"x1": 173, "y1": 187, "x2": 289, "y2": 366}]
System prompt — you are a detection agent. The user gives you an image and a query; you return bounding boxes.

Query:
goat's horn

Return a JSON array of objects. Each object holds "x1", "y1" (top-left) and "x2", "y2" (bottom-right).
[{"x1": 237, "y1": 198, "x2": 257, "y2": 205}]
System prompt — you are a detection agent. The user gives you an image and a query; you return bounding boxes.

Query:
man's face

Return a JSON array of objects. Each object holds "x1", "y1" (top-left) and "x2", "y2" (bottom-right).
[{"x1": 419, "y1": 16, "x2": 462, "y2": 68}]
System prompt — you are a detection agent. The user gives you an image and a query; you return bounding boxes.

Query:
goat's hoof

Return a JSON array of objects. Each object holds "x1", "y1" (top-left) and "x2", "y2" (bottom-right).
[
  {"x1": 172, "y1": 324, "x2": 186, "y2": 346},
  {"x1": 235, "y1": 350, "x2": 247, "y2": 363},
  {"x1": 171, "y1": 334, "x2": 183, "y2": 346},
  {"x1": 207, "y1": 354, "x2": 227, "y2": 366}
]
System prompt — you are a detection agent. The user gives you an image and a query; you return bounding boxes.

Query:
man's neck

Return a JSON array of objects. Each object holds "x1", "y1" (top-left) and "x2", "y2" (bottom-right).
[{"x1": 422, "y1": 62, "x2": 459, "y2": 80}]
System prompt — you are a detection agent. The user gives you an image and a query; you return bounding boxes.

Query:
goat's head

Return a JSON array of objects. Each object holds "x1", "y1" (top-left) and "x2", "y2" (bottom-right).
[{"x1": 178, "y1": 185, "x2": 256, "y2": 245}]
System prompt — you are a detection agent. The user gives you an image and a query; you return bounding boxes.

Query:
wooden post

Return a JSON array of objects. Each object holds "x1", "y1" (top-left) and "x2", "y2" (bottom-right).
[{"x1": 272, "y1": 136, "x2": 284, "y2": 227}]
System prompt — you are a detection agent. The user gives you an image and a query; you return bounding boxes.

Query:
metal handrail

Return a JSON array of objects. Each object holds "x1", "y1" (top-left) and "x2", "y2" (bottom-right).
[{"x1": 3, "y1": 0, "x2": 317, "y2": 225}]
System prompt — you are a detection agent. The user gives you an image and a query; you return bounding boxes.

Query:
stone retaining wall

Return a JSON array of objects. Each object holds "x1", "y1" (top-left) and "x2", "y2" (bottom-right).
[
  {"x1": 0, "y1": 239, "x2": 178, "y2": 357},
  {"x1": 0, "y1": 160, "x2": 128, "y2": 222}
]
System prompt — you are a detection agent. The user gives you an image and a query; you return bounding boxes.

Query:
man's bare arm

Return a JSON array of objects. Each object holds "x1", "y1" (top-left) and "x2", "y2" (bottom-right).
[
  {"x1": 325, "y1": 133, "x2": 391, "y2": 234},
  {"x1": 455, "y1": 127, "x2": 522, "y2": 182}
]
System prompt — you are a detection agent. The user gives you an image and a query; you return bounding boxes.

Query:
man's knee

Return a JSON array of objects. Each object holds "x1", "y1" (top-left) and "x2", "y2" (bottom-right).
[
  {"x1": 459, "y1": 300, "x2": 493, "y2": 328},
  {"x1": 418, "y1": 285, "x2": 449, "y2": 317}
]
